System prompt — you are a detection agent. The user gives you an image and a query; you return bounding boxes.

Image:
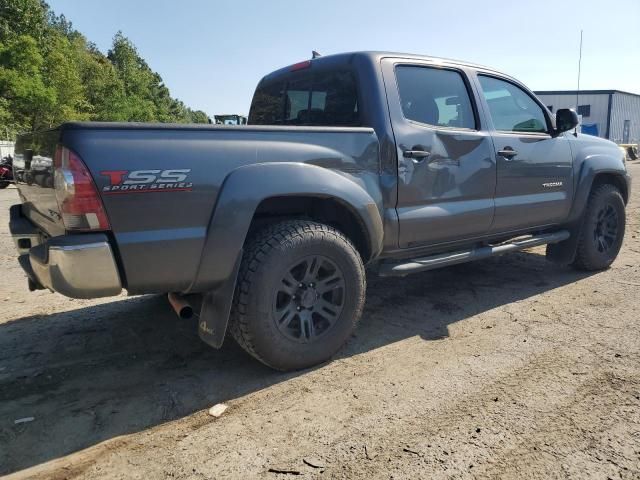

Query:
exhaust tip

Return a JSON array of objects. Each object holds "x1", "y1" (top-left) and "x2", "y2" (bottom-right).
[
  {"x1": 178, "y1": 305, "x2": 194, "y2": 320},
  {"x1": 168, "y1": 292, "x2": 194, "y2": 320}
]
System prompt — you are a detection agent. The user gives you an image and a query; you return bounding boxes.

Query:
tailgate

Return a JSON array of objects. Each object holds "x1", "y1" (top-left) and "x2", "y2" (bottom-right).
[{"x1": 14, "y1": 129, "x2": 66, "y2": 237}]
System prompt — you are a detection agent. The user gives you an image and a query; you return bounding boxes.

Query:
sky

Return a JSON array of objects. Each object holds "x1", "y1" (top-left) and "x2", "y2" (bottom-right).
[{"x1": 48, "y1": 0, "x2": 640, "y2": 118}]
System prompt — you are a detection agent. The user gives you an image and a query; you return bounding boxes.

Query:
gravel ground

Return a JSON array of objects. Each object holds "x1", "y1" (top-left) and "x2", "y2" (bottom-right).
[{"x1": 1, "y1": 164, "x2": 639, "y2": 479}]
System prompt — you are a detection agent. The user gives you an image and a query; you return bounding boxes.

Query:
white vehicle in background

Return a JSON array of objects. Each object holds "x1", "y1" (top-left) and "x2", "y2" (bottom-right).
[{"x1": 214, "y1": 114, "x2": 247, "y2": 125}]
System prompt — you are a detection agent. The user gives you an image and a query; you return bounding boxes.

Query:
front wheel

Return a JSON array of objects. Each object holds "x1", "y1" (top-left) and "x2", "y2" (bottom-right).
[
  {"x1": 0, "y1": 181, "x2": 9, "y2": 189},
  {"x1": 230, "y1": 220, "x2": 366, "y2": 371},
  {"x1": 572, "y1": 184, "x2": 626, "y2": 271}
]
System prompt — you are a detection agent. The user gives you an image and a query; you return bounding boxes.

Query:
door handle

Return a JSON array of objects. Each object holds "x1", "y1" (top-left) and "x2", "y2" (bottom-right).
[
  {"x1": 403, "y1": 150, "x2": 431, "y2": 161},
  {"x1": 498, "y1": 148, "x2": 518, "y2": 160}
]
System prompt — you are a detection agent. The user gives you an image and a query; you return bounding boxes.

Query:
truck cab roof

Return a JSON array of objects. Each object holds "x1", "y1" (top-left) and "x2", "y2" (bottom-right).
[{"x1": 261, "y1": 51, "x2": 506, "y2": 81}]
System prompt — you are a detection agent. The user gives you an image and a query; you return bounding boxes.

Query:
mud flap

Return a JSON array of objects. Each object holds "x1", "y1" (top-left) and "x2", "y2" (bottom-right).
[
  {"x1": 546, "y1": 222, "x2": 580, "y2": 265},
  {"x1": 197, "y1": 253, "x2": 242, "y2": 349}
]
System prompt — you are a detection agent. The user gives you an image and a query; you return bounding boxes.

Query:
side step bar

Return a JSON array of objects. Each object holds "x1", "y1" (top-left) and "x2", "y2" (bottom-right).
[{"x1": 378, "y1": 230, "x2": 570, "y2": 277}]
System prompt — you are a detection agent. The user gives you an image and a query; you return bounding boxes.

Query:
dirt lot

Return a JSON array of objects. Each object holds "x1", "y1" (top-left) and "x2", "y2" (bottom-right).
[{"x1": 1, "y1": 164, "x2": 639, "y2": 479}]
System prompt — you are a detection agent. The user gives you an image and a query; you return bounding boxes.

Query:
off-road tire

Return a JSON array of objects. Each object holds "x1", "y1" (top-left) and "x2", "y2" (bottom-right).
[
  {"x1": 229, "y1": 220, "x2": 366, "y2": 371},
  {"x1": 572, "y1": 184, "x2": 625, "y2": 271}
]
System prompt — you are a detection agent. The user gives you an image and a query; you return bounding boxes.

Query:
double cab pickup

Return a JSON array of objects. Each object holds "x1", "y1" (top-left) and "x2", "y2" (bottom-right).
[{"x1": 10, "y1": 52, "x2": 631, "y2": 370}]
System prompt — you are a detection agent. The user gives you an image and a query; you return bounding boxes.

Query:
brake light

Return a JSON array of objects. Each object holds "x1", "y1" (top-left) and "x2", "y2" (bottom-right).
[
  {"x1": 290, "y1": 60, "x2": 311, "y2": 71},
  {"x1": 54, "y1": 145, "x2": 110, "y2": 231}
]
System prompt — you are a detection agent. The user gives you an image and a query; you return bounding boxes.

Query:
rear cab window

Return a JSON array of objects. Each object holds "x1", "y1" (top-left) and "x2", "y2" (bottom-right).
[{"x1": 249, "y1": 66, "x2": 360, "y2": 127}]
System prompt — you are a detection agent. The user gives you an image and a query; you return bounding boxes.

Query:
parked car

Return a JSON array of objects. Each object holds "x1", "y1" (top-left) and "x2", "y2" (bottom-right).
[
  {"x1": 0, "y1": 154, "x2": 13, "y2": 189},
  {"x1": 9, "y1": 52, "x2": 631, "y2": 370}
]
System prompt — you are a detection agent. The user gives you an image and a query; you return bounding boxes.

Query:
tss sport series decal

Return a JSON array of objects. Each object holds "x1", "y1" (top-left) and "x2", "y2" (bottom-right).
[{"x1": 100, "y1": 169, "x2": 193, "y2": 194}]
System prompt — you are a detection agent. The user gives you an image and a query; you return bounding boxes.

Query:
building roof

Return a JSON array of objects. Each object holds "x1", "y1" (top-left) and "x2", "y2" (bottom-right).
[{"x1": 534, "y1": 89, "x2": 640, "y2": 98}]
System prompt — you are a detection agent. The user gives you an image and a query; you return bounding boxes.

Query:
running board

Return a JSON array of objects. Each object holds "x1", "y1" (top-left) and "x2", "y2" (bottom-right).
[{"x1": 378, "y1": 230, "x2": 570, "y2": 277}]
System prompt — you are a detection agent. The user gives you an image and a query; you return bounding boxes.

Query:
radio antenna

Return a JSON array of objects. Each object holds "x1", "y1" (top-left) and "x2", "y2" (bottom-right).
[
  {"x1": 574, "y1": 30, "x2": 583, "y2": 137},
  {"x1": 576, "y1": 30, "x2": 583, "y2": 109}
]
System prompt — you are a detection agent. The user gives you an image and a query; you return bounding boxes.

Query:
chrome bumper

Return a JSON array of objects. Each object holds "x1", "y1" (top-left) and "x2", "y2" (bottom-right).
[
  {"x1": 10, "y1": 205, "x2": 122, "y2": 299},
  {"x1": 29, "y1": 239, "x2": 122, "y2": 298}
]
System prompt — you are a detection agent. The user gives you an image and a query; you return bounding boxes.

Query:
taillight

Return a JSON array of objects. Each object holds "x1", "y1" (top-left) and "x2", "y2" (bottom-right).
[{"x1": 54, "y1": 145, "x2": 110, "y2": 231}]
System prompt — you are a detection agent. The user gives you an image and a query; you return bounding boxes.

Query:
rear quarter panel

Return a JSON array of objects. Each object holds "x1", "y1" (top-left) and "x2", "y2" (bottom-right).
[{"x1": 62, "y1": 125, "x2": 380, "y2": 294}]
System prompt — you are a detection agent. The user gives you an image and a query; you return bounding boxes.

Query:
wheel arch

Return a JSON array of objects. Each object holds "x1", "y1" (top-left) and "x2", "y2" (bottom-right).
[
  {"x1": 590, "y1": 172, "x2": 629, "y2": 204},
  {"x1": 548, "y1": 165, "x2": 630, "y2": 265},
  {"x1": 189, "y1": 162, "x2": 383, "y2": 294},
  {"x1": 568, "y1": 149, "x2": 631, "y2": 224},
  {"x1": 187, "y1": 162, "x2": 383, "y2": 349},
  {"x1": 249, "y1": 194, "x2": 374, "y2": 262}
]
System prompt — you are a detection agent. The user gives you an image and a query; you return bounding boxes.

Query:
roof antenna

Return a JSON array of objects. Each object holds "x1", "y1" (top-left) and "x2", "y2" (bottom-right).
[
  {"x1": 574, "y1": 29, "x2": 583, "y2": 137},
  {"x1": 312, "y1": 50, "x2": 322, "y2": 59}
]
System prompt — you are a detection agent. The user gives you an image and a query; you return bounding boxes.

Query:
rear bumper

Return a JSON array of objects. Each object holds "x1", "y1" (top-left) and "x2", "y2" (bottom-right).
[
  {"x1": 10, "y1": 204, "x2": 122, "y2": 299},
  {"x1": 9, "y1": 205, "x2": 42, "y2": 255}
]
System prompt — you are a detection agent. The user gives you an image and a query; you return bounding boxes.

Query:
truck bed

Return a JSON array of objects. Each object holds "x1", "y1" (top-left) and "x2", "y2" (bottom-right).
[{"x1": 14, "y1": 122, "x2": 379, "y2": 294}]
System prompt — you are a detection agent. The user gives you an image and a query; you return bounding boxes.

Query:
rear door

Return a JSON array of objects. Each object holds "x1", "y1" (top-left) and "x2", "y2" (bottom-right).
[
  {"x1": 474, "y1": 74, "x2": 574, "y2": 233},
  {"x1": 381, "y1": 59, "x2": 496, "y2": 248}
]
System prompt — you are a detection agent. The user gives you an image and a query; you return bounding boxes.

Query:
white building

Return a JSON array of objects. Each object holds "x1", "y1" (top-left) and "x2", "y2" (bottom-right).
[
  {"x1": 534, "y1": 90, "x2": 640, "y2": 144},
  {"x1": 0, "y1": 141, "x2": 15, "y2": 159}
]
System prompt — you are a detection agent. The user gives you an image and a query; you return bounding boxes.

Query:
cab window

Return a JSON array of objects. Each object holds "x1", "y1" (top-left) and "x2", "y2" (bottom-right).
[
  {"x1": 395, "y1": 65, "x2": 476, "y2": 130},
  {"x1": 478, "y1": 76, "x2": 548, "y2": 133}
]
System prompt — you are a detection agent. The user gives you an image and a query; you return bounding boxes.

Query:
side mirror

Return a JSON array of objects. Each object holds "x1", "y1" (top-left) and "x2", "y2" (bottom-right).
[{"x1": 555, "y1": 108, "x2": 579, "y2": 134}]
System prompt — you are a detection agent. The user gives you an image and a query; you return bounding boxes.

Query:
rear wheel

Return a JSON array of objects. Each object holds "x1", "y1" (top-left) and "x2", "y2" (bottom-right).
[
  {"x1": 0, "y1": 181, "x2": 9, "y2": 189},
  {"x1": 572, "y1": 184, "x2": 625, "y2": 271},
  {"x1": 230, "y1": 220, "x2": 366, "y2": 371}
]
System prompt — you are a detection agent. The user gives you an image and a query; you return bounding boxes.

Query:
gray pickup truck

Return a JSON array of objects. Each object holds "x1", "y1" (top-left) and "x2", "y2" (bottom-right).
[{"x1": 10, "y1": 51, "x2": 631, "y2": 370}]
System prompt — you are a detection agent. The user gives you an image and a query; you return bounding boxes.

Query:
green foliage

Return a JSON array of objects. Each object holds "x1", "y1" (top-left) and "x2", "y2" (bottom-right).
[
  {"x1": 0, "y1": 34, "x2": 55, "y2": 136},
  {"x1": 0, "y1": 0, "x2": 48, "y2": 44},
  {"x1": 0, "y1": 1, "x2": 210, "y2": 138}
]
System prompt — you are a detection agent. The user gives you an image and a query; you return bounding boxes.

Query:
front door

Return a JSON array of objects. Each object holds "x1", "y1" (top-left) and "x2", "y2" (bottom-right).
[
  {"x1": 381, "y1": 60, "x2": 497, "y2": 248},
  {"x1": 475, "y1": 74, "x2": 574, "y2": 233}
]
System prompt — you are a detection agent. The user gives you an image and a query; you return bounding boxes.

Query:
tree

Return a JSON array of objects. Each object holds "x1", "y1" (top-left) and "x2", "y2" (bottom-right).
[
  {"x1": 0, "y1": 35, "x2": 55, "y2": 135},
  {"x1": 190, "y1": 110, "x2": 210, "y2": 124},
  {"x1": 79, "y1": 43, "x2": 128, "y2": 121},
  {"x1": 0, "y1": 0, "x2": 48, "y2": 44},
  {"x1": 0, "y1": 3, "x2": 210, "y2": 138},
  {"x1": 41, "y1": 31, "x2": 90, "y2": 126}
]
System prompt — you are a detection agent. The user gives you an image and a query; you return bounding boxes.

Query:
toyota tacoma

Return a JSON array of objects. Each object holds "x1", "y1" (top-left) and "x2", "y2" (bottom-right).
[{"x1": 9, "y1": 52, "x2": 631, "y2": 370}]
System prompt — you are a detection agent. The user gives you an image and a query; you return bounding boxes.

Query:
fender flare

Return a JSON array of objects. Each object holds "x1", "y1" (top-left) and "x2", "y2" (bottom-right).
[
  {"x1": 567, "y1": 155, "x2": 629, "y2": 224},
  {"x1": 187, "y1": 162, "x2": 384, "y2": 348},
  {"x1": 548, "y1": 153, "x2": 630, "y2": 265}
]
